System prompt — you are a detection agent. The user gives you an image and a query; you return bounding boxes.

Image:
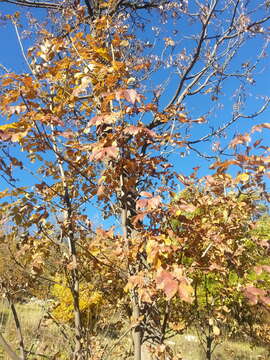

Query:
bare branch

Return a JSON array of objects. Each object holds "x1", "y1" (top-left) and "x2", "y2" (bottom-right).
[
  {"x1": 188, "y1": 97, "x2": 270, "y2": 145},
  {"x1": 166, "y1": 0, "x2": 219, "y2": 108},
  {"x1": 0, "y1": 0, "x2": 62, "y2": 9}
]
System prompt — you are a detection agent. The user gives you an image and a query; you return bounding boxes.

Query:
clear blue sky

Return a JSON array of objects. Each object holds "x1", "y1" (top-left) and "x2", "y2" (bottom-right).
[{"x1": 0, "y1": 2, "x2": 269, "y2": 229}]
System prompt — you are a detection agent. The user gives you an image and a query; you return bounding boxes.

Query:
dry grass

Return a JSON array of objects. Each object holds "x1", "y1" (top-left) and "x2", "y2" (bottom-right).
[
  {"x1": 0, "y1": 302, "x2": 269, "y2": 359},
  {"x1": 168, "y1": 332, "x2": 269, "y2": 360},
  {"x1": 1, "y1": 302, "x2": 72, "y2": 359},
  {"x1": 212, "y1": 339, "x2": 269, "y2": 360}
]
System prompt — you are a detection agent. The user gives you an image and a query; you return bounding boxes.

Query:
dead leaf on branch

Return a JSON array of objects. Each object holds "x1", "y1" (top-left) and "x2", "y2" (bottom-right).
[
  {"x1": 176, "y1": 203, "x2": 196, "y2": 213},
  {"x1": 90, "y1": 146, "x2": 119, "y2": 161},
  {"x1": 73, "y1": 76, "x2": 92, "y2": 97},
  {"x1": 251, "y1": 123, "x2": 270, "y2": 133},
  {"x1": 229, "y1": 133, "x2": 251, "y2": 148},
  {"x1": 177, "y1": 277, "x2": 194, "y2": 304},
  {"x1": 156, "y1": 269, "x2": 178, "y2": 300},
  {"x1": 136, "y1": 195, "x2": 161, "y2": 211},
  {"x1": 243, "y1": 285, "x2": 267, "y2": 305},
  {"x1": 124, "y1": 125, "x2": 157, "y2": 138},
  {"x1": 136, "y1": 198, "x2": 148, "y2": 210},
  {"x1": 86, "y1": 112, "x2": 122, "y2": 128},
  {"x1": 213, "y1": 325, "x2": 221, "y2": 336},
  {"x1": 254, "y1": 265, "x2": 270, "y2": 275},
  {"x1": 132, "y1": 212, "x2": 147, "y2": 225},
  {"x1": 156, "y1": 269, "x2": 194, "y2": 302},
  {"x1": 140, "y1": 191, "x2": 152, "y2": 198},
  {"x1": 5, "y1": 104, "x2": 27, "y2": 116},
  {"x1": 115, "y1": 88, "x2": 143, "y2": 104}
]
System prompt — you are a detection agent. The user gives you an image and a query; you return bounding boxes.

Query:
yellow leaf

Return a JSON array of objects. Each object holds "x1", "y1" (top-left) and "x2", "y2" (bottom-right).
[
  {"x1": 146, "y1": 239, "x2": 155, "y2": 257},
  {"x1": 236, "y1": 173, "x2": 249, "y2": 182},
  {"x1": 164, "y1": 37, "x2": 175, "y2": 46},
  {"x1": 0, "y1": 122, "x2": 19, "y2": 131},
  {"x1": 95, "y1": 47, "x2": 111, "y2": 61},
  {"x1": 0, "y1": 189, "x2": 9, "y2": 199},
  {"x1": 120, "y1": 40, "x2": 129, "y2": 47},
  {"x1": 164, "y1": 237, "x2": 172, "y2": 245},
  {"x1": 213, "y1": 325, "x2": 220, "y2": 336}
]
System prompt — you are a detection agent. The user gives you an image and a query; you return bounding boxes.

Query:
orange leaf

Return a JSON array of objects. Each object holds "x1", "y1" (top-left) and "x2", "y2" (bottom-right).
[
  {"x1": 229, "y1": 133, "x2": 251, "y2": 148},
  {"x1": 148, "y1": 195, "x2": 161, "y2": 210},
  {"x1": 251, "y1": 123, "x2": 270, "y2": 133},
  {"x1": 140, "y1": 191, "x2": 152, "y2": 198},
  {"x1": 178, "y1": 279, "x2": 193, "y2": 303}
]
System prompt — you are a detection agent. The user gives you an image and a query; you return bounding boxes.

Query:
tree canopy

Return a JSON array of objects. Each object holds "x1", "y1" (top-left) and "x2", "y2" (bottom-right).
[{"x1": 0, "y1": 1, "x2": 269, "y2": 359}]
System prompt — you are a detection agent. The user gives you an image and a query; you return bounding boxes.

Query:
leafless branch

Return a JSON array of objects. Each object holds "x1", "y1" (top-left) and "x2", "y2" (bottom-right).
[
  {"x1": 0, "y1": 0, "x2": 62, "y2": 9},
  {"x1": 188, "y1": 97, "x2": 270, "y2": 145}
]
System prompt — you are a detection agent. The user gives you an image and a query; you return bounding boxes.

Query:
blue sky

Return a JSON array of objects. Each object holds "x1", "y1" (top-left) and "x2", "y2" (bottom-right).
[{"x1": 0, "y1": 2, "x2": 269, "y2": 230}]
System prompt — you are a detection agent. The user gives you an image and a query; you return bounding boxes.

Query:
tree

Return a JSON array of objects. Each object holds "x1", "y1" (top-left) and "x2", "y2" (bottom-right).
[
  {"x1": 0, "y1": 1, "x2": 270, "y2": 359},
  {"x1": 166, "y1": 184, "x2": 270, "y2": 360}
]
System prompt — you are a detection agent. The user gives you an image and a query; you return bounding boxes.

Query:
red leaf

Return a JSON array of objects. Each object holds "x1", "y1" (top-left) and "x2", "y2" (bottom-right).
[
  {"x1": 87, "y1": 112, "x2": 121, "y2": 127},
  {"x1": 156, "y1": 270, "x2": 178, "y2": 300},
  {"x1": 90, "y1": 146, "x2": 118, "y2": 161},
  {"x1": 136, "y1": 198, "x2": 148, "y2": 210},
  {"x1": 262, "y1": 265, "x2": 270, "y2": 273},
  {"x1": 254, "y1": 265, "x2": 270, "y2": 275},
  {"x1": 261, "y1": 296, "x2": 270, "y2": 306},
  {"x1": 124, "y1": 125, "x2": 141, "y2": 135},
  {"x1": 60, "y1": 130, "x2": 74, "y2": 138},
  {"x1": 124, "y1": 125, "x2": 157, "y2": 138},
  {"x1": 254, "y1": 266, "x2": 263, "y2": 275},
  {"x1": 115, "y1": 89, "x2": 142, "y2": 104}
]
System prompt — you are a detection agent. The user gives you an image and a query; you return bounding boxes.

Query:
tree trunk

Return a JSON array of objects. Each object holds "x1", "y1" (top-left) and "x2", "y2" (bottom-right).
[
  {"x1": 132, "y1": 295, "x2": 141, "y2": 360},
  {"x1": 9, "y1": 301, "x2": 26, "y2": 360},
  {"x1": 50, "y1": 125, "x2": 84, "y2": 360},
  {"x1": 206, "y1": 335, "x2": 213, "y2": 360}
]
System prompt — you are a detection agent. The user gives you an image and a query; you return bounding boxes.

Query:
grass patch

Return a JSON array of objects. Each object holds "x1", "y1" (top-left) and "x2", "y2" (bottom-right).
[
  {"x1": 0, "y1": 302, "x2": 269, "y2": 359},
  {"x1": 213, "y1": 339, "x2": 269, "y2": 360},
  {"x1": 2, "y1": 301, "x2": 72, "y2": 359}
]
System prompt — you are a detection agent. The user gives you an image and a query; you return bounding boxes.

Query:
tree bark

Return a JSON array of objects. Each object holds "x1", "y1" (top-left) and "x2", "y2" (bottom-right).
[
  {"x1": 206, "y1": 335, "x2": 213, "y2": 360},
  {"x1": 9, "y1": 301, "x2": 26, "y2": 360},
  {"x1": 132, "y1": 294, "x2": 141, "y2": 360}
]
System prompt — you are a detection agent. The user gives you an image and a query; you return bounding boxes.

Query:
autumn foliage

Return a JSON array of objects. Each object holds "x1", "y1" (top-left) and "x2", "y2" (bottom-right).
[{"x1": 0, "y1": 1, "x2": 270, "y2": 360}]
